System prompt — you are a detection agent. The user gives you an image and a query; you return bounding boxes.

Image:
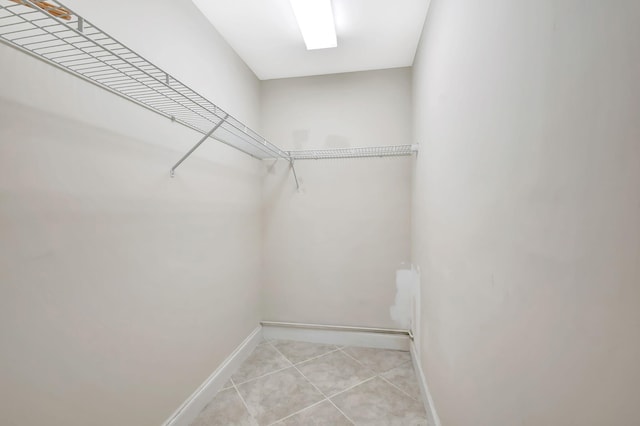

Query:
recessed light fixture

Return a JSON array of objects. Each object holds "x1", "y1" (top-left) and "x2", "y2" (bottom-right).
[{"x1": 289, "y1": 0, "x2": 337, "y2": 50}]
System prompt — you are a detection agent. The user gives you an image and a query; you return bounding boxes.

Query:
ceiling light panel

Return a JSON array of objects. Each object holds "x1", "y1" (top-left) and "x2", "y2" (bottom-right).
[{"x1": 289, "y1": 0, "x2": 337, "y2": 50}]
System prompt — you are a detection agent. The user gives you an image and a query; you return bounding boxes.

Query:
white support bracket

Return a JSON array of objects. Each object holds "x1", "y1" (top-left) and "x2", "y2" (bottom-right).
[
  {"x1": 289, "y1": 159, "x2": 300, "y2": 190},
  {"x1": 170, "y1": 114, "x2": 229, "y2": 177}
]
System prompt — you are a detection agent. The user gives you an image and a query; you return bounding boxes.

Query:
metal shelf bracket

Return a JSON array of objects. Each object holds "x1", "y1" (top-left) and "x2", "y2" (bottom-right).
[
  {"x1": 289, "y1": 159, "x2": 300, "y2": 190},
  {"x1": 170, "y1": 114, "x2": 228, "y2": 177}
]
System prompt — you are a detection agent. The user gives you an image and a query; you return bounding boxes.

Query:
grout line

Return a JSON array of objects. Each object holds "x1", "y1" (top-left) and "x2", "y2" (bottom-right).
[
  {"x1": 395, "y1": 359, "x2": 415, "y2": 370},
  {"x1": 340, "y1": 347, "x2": 420, "y2": 402},
  {"x1": 340, "y1": 347, "x2": 413, "y2": 377},
  {"x1": 293, "y1": 363, "x2": 326, "y2": 397},
  {"x1": 265, "y1": 341, "x2": 295, "y2": 367},
  {"x1": 378, "y1": 374, "x2": 420, "y2": 402},
  {"x1": 278, "y1": 343, "x2": 357, "y2": 425},
  {"x1": 233, "y1": 365, "x2": 292, "y2": 386},
  {"x1": 231, "y1": 378, "x2": 258, "y2": 425},
  {"x1": 327, "y1": 398, "x2": 356, "y2": 426},
  {"x1": 234, "y1": 341, "x2": 340, "y2": 388},
  {"x1": 263, "y1": 342, "x2": 415, "y2": 425},
  {"x1": 232, "y1": 356, "x2": 293, "y2": 386},
  {"x1": 293, "y1": 347, "x2": 342, "y2": 366},
  {"x1": 265, "y1": 398, "x2": 328, "y2": 426},
  {"x1": 268, "y1": 339, "x2": 342, "y2": 366},
  {"x1": 266, "y1": 342, "x2": 330, "y2": 425},
  {"x1": 229, "y1": 342, "x2": 421, "y2": 425},
  {"x1": 281, "y1": 354, "x2": 358, "y2": 425},
  {"x1": 326, "y1": 375, "x2": 377, "y2": 399},
  {"x1": 221, "y1": 377, "x2": 235, "y2": 390},
  {"x1": 267, "y1": 343, "x2": 321, "y2": 395},
  {"x1": 338, "y1": 347, "x2": 372, "y2": 370}
]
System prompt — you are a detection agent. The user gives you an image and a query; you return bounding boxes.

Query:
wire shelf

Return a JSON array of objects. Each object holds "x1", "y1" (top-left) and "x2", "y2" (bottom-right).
[
  {"x1": 0, "y1": 0, "x2": 419, "y2": 171},
  {"x1": 288, "y1": 144, "x2": 418, "y2": 160},
  {"x1": 0, "y1": 0, "x2": 288, "y2": 160}
]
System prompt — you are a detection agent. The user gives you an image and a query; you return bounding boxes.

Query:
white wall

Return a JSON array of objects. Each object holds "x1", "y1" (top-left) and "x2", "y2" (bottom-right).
[
  {"x1": 0, "y1": 1, "x2": 263, "y2": 425},
  {"x1": 261, "y1": 68, "x2": 413, "y2": 328},
  {"x1": 412, "y1": 1, "x2": 640, "y2": 425}
]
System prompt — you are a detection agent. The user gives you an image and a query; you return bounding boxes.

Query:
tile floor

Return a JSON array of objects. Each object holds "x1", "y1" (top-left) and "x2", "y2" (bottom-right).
[{"x1": 191, "y1": 339, "x2": 429, "y2": 426}]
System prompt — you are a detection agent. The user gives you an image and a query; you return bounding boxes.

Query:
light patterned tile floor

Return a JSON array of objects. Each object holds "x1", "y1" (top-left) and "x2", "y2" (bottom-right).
[{"x1": 191, "y1": 340, "x2": 429, "y2": 425}]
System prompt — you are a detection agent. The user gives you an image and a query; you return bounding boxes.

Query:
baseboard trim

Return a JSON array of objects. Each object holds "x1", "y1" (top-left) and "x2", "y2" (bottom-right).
[
  {"x1": 261, "y1": 321, "x2": 410, "y2": 350},
  {"x1": 162, "y1": 326, "x2": 263, "y2": 426},
  {"x1": 409, "y1": 341, "x2": 441, "y2": 426}
]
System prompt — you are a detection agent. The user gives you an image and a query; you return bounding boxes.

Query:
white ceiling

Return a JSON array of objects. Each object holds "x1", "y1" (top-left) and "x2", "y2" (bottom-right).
[{"x1": 192, "y1": 0, "x2": 430, "y2": 80}]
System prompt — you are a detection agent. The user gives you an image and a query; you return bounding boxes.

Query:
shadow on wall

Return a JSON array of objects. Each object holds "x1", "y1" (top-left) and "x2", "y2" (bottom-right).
[
  {"x1": 325, "y1": 134, "x2": 350, "y2": 149},
  {"x1": 292, "y1": 129, "x2": 309, "y2": 149},
  {"x1": 290, "y1": 130, "x2": 351, "y2": 150}
]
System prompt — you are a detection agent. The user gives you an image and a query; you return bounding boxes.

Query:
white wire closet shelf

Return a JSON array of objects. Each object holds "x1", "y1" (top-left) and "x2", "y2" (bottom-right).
[
  {"x1": 288, "y1": 144, "x2": 418, "y2": 160},
  {"x1": 0, "y1": 0, "x2": 419, "y2": 174},
  {"x1": 0, "y1": 0, "x2": 287, "y2": 163}
]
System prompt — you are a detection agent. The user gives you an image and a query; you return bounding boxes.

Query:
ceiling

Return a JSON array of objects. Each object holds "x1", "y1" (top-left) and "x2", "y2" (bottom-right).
[{"x1": 191, "y1": 0, "x2": 430, "y2": 80}]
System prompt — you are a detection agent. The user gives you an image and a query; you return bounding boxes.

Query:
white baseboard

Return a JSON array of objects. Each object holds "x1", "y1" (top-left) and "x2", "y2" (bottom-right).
[
  {"x1": 410, "y1": 341, "x2": 441, "y2": 426},
  {"x1": 162, "y1": 326, "x2": 263, "y2": 426},
  {"x1": 261, "y1": 322, "x2": 410, "y2": 351}
]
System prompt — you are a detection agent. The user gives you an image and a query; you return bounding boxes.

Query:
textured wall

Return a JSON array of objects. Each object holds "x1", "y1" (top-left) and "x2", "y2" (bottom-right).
[
  {"x1": 261, "y1": 68, "x2": 413, "y2": 328},
  {"x1": 0, "y1": 0, "x2": 263, "y2": 424},
  {"x1": 412, "y1": 1, "x2": 640, "y2": 424}
]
